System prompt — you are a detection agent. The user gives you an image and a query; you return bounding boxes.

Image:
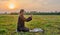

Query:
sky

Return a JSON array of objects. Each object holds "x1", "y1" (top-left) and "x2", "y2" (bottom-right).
[{"x1": 0, "y1": 0, "x2": 60, "y2": 12}]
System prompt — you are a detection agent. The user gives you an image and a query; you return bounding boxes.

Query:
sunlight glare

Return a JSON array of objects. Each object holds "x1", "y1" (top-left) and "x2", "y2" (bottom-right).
[{"x1": 8, "y1": 3, "x2": 15, "y2": 9}]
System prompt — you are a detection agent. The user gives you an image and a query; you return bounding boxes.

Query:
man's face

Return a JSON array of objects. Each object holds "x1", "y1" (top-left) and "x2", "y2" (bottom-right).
[{"x1": 21, "y1": 12, "x2": 24, "y2": 15}]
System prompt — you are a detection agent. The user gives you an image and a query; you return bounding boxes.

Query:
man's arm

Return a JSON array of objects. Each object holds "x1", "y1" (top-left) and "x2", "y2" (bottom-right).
[
  {"x1": 25, "y1": 15, "x2": 32, "y2": 22},
  {"x1": 26, "y1": 17, "x2": 32, "y2": 22},
  {"x1": 20, "y1": 15, "x2": 32, "y2": 22}
]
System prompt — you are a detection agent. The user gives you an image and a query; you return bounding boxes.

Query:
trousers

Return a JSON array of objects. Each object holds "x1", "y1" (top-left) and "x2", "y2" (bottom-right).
[{"x1": 17, "y1": 27, "x2": 29, "y2": 32}]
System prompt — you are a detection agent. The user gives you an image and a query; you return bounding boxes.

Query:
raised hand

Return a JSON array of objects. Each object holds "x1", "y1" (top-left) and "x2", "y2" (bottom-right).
[{"x1": 30, "y1": 14, "x2": 32, "y2": 18}]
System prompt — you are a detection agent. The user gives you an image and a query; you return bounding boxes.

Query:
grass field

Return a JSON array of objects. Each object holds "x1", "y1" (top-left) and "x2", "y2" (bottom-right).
[{"x1": 0, "y1": 15, "x2": 60, "y2": 35}]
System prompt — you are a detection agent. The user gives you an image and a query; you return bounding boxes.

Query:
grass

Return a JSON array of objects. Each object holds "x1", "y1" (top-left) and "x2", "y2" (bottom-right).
[{"x1": 0, "y1": 15, "x2": 60, "y2": 35}]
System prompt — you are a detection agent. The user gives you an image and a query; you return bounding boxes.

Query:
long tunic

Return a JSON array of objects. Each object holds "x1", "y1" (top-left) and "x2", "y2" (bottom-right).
[{"x1": 17, "y1": 15, "x2": 32, "y2": 32}]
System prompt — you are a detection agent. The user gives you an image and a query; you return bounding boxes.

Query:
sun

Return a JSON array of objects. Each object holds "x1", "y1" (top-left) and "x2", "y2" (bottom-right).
[{"x1": 8, "y1": 3, "x2": 15, "y2": 9}]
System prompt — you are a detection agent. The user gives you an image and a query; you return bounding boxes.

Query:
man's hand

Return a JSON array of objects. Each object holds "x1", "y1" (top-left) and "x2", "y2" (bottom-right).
[{"x1": 30, "y1": 14, "x2": 32, "y2": 18}]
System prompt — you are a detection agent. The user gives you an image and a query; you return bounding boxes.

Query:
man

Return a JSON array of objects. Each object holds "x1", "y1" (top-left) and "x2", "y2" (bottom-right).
[{"x1": 17, "y1": 9, "x2": 32, "y2": 32}]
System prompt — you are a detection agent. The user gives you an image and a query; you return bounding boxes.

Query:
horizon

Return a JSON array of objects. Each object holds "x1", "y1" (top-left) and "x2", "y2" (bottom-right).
[{"x1": 0, "y1": 0, "x2": 60, "y2": 12}]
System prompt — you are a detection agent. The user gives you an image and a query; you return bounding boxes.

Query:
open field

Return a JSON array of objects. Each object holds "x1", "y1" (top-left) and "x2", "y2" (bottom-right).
[{"x1": 0, "y1": 15, "x2": 60, "y2": 35}]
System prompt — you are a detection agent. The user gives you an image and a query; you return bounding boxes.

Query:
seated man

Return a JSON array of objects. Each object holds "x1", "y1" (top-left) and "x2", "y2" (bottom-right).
[{"x1": 17, "y1": 9, "x2": 32, "y2": 32}]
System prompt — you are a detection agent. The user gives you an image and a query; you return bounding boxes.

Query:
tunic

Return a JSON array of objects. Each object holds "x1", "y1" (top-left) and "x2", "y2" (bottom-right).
[{"x1": 17, "y1": 15, "x2": 32, "y2": 32}]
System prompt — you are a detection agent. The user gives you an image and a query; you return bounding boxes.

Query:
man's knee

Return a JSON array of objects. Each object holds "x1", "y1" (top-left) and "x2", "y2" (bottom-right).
[{"x1": 23, "y1": 27, "x2": 29, "y2": 32}]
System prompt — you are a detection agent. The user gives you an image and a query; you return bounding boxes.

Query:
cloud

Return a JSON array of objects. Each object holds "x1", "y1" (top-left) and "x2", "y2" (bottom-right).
[
  {"x1": 0, "y1": 0, "x2": 8, "y2": 1},
  {"x1": 0, "y1": 0, "x2": 60, "y2": 11}
]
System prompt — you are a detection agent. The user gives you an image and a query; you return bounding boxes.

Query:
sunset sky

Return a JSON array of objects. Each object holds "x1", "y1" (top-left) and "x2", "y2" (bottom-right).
[{"x1": 0, "y1": 0, "x2": 60, "y2": 12}]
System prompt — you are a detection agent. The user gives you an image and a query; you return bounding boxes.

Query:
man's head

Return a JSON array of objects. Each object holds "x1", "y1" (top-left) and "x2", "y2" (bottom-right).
[{"x1": 20, "y1": 9, "x2": 25, "y2": 15}]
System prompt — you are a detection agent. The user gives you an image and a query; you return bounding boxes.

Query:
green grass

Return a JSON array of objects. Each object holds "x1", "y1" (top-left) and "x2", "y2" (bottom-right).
[{"x1": 0, "y1": 15, "x2": 60, "y2": 35}]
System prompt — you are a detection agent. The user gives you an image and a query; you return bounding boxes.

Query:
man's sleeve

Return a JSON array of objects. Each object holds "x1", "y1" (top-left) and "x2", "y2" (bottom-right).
[
  {"x1": 20, "y1": 16, "x2": 32, "y2": 22},
  {"x1": 26, "y1": 17, "x2": 32, "y2": 22}
]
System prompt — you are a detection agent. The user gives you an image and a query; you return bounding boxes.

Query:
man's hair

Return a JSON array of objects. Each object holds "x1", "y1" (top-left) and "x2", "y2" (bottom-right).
[{"x1": 20, "y1": 9, "x2": 24, "y2": 13}]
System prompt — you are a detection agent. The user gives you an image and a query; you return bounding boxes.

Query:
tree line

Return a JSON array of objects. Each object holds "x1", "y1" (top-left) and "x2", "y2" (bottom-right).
[{"x1": 1, "y1": 11, "x2": 60, "y2": 15}]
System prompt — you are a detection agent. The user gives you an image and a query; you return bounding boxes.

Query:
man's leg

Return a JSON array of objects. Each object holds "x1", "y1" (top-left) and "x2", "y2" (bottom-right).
[
  {"x1": 22, "y1": 27, "x2": 29, "y2": 32},
  {"x1": 17, "y1": 27, "x2": 22, "y2": 32}
]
